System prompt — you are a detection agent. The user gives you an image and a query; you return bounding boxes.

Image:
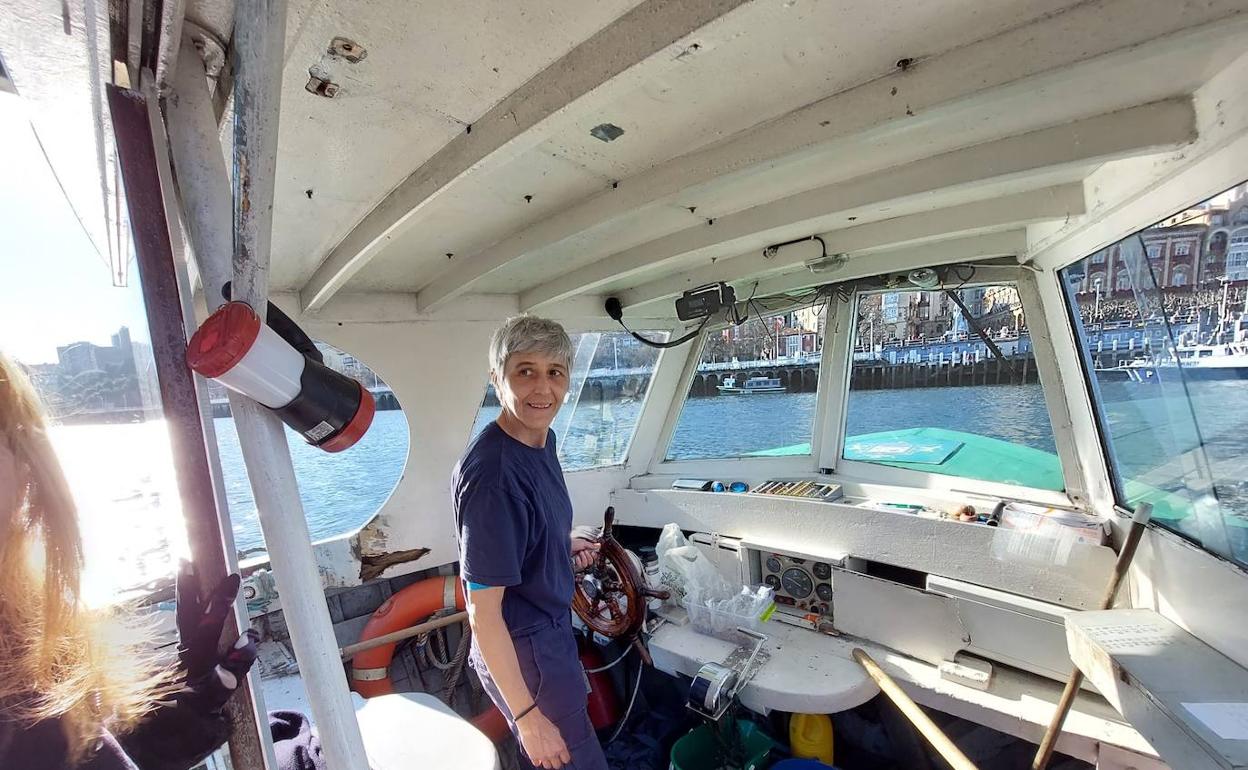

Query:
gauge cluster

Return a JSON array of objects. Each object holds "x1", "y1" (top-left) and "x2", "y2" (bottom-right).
[{"x1": 757, "y1": 549, "x2": 838, "y2": 621}]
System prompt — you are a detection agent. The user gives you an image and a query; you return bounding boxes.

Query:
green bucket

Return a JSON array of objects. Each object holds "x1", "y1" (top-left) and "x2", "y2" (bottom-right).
[{"x1": 669, "y1": 719, "x2": 774, "y2": 770}]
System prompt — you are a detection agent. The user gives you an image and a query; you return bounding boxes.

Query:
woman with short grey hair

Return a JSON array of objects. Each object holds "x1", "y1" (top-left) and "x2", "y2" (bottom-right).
[{"x1": 453, "y1": 316, "x2": 607, "y2": 770}]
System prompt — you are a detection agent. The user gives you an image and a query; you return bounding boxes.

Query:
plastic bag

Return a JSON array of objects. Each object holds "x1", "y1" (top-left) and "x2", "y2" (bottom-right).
[{"x1": 655, "y1": 523, "x2": 733, "y2": 607}]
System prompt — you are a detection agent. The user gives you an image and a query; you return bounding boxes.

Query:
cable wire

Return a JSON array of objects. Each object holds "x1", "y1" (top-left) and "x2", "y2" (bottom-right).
[
  {"x1": 584, "y1": 643, "x2": 633, "y2": 674},
  {"x1": 616, "y1": 313, "x2": 710, "y2": 349},
  {"x1": 606, "y1": 656, "x2": 645, "y2": 746}
]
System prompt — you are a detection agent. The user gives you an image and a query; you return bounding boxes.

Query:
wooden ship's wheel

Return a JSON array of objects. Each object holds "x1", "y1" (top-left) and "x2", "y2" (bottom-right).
[{"x1": 572, "y1": 507, "x2": 668, "y2": 661}]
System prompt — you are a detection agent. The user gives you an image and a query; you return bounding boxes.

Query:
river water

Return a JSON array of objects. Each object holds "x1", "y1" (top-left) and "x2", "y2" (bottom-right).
[{"x1": 59, "y1": 381, "x2": 1246, "y2": 603}]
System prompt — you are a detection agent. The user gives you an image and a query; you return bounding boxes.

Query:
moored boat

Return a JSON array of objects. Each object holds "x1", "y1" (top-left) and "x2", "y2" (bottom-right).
[{"x1": 717, "y1": 375, "x2": 788, "y2": 394}]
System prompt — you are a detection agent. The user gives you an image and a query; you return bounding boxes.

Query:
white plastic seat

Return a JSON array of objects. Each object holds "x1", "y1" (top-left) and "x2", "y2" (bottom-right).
[{"x1": 352, "y1": 692, "x2": 500, "y2": 770}]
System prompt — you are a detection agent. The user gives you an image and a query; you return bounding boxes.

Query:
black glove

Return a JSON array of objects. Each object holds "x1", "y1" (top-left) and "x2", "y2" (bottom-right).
[
  {"x1": 173, "y1": 562, "x2": 261, "y2": 710},
  {"x1": 119, "y1": 565, "x2": 260, "y2": 770},
  {"x1": 176, "y1": 562, "x2": 242, "y2": 680}
]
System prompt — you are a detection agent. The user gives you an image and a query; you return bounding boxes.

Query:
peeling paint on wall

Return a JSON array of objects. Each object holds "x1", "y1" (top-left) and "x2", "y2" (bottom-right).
[{"x1": 359, "y1": 547, "x2": 431, "y2": 582}]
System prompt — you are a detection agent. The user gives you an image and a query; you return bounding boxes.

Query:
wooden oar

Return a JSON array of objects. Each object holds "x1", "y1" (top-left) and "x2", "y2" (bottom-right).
[
  {"x1": 852, "y1": 648, "x2": 978, "y2": 770},
  {"x1": 1031, "y1": 502, "x2": 1153, "y2": 769}
]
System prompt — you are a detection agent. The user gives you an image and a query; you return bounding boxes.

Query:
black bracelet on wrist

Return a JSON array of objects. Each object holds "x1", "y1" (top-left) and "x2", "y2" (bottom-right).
[{"x1": 513, "y1": 702, "x2": 537, "y2": 723}]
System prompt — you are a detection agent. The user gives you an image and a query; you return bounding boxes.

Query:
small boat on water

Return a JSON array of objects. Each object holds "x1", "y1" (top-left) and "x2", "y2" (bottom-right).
[
  {"x1": 717, "y1": 376, "x2": 787, "y2": 394},
  {"x1": 1116, "y1": 342, "x2": 1248, "y2": 382}
]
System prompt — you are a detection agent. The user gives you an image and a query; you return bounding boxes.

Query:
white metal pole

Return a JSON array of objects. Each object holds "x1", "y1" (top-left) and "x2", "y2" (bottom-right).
[
  {"x1": 228, "y1": 3, "x2": 370, "y2": 768},
  {"x1": 149, "y1": 66, "x2": 277, "y2": 770},
  {"x1": 166, "y1": 40, "x2": 234, "y2": 304}
]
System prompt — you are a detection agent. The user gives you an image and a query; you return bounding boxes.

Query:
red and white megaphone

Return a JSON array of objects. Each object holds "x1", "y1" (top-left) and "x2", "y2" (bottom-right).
[{"x1": 186, "y1": 301, "x2": 375, "y2": 452}]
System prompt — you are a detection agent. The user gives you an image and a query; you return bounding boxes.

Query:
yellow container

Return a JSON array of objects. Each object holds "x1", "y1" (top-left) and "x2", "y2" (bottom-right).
[{"x1": 789, "y1": 712, "x2": 834, "y2": 765}]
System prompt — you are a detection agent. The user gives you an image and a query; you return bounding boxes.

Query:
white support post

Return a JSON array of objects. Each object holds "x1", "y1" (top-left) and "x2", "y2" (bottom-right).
[
  {"x1": 229, "y1": 3, "x2": 370, "y2": 769},
  {"x1": 150, "y1": 66, "x2": 278, "y2": 770},
  {"x1": 166, "y1": 9, "x2": 370, "y2": 770}
]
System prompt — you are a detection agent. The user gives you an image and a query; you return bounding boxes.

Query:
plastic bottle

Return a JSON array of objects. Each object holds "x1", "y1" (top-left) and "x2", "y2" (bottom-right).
[
  {"x1": 638, "y1": 546, "x2": 663, "y2": 613},
  {"x1": 789, "y1": 712, "x2": 834, "y2": 765}
]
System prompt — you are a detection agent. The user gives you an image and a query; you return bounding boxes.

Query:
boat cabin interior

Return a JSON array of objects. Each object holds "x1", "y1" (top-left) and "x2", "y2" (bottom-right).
[{"x1": 4, "y1": 0, "x2": 1248, "y2": 768}]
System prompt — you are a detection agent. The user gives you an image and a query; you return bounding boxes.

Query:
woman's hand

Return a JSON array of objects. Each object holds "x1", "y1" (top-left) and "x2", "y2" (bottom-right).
[
  {"x1": 571, "y1": 536, "x2": 600, "y2": 571},
  {"x1": 516, "y1": 707, "x2": 571, "y2": 769}
]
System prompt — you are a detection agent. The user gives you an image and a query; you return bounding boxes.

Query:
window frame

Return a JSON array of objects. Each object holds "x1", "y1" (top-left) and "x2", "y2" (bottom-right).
[
  {"x1": 470, "y1": 329, "x2": 670, "y2": 473},
  {"x1": 567, "y1": 330, "x2": 669, "y2": 472},
  {"x1": 651, "y1": 304, "x2": 831, "y2": 477},
  {"x1": 824, "y1": 264, "x2": 1083, "y2": 507},
  {"x1": 1049, "y1": 182, "x2": 1248, "y2": 567}
]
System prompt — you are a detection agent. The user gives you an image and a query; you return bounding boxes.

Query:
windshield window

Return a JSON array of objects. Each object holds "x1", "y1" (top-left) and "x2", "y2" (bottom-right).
[
  {"x1": 842, "y1": 283, "x2": 1062, "y2": 491},
  {"x1": 665, "y1": 305, "x2": 827, "y2": 460},
  {"x1": 472, "y1": 331, "x2": 663, "y2": 470},
  {"x1": 1060, "y1": 181, "x2": 1248, "y2": 567}
]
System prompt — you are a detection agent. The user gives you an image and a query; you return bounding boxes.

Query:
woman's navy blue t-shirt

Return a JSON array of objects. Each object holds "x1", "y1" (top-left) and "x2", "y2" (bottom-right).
[{"x1": 453, "y1": 422, "x2": 574, "y2": 637}]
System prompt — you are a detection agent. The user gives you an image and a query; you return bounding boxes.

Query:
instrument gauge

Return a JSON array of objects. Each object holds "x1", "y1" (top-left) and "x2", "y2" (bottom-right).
[
  {"x1": 764, "y1": 574, "x2": 781, "y2": 590},
  {"x1": 813, "y1": 562, "x2": 832, "y2": 581},
  {"x1": 815, "y1": 582, "x2": 833, "y2": 601},
  {"x1": 781, "y1": 567, "x2": 814, "y2": 599},
  {"x1": 765, "y1": 556, "x2": 783, "y2": 573}
]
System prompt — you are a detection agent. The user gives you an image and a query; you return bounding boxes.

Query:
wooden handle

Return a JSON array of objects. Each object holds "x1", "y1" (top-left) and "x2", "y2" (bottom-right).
[
  {"x1": 853, "y1": 648, "x2": 978, "y2": 770},
  {"x1": 340, "y1": 610, "x2": 468, "y2": 660},
  {"x1": 1031, "y1": 503, "x2": 1153, "y2": 770},
  {"x1": 602, "y1": 506, "x2": 615, "y2": 541}
]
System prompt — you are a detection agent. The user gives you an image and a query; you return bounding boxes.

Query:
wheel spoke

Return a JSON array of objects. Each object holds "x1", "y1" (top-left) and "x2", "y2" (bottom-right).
[{"x1": 604, "y1": 595, "x2": 625, "y2": 620}]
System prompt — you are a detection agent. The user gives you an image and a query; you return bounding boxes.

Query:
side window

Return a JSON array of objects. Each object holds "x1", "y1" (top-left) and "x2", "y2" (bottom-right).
[
  {"x1": 471, "y1": 331, "x2": 663, "y2": 470},
  {"x1": 210, "y1": 343, "x2": 408, "y2": 558},
  {"x1": 3, "y1": 88, "x2": 181, "y2": 605},
  {"x1": 665, "y1": 306, "x2": 827, "y2": 461},
  {"x1": 1060, "y1": 180, "x2": 1248, "y2": 567},
  {"x1": 843, "y1": 284, "x2": 1063, "y2": 491},
  {"x1": 1, "y1": 89, "x2": 410, "y2": 602}
]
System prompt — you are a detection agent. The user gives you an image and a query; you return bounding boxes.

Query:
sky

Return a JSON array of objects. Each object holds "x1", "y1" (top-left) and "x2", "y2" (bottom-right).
[{"x1": 0, "y1": 90, "x2": 150, "y2": 366}]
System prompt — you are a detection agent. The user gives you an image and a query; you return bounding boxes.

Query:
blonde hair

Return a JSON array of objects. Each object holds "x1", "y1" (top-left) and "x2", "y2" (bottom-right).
[{"x1": 0, "y1": 352, "x2": 171, "y2": 763}]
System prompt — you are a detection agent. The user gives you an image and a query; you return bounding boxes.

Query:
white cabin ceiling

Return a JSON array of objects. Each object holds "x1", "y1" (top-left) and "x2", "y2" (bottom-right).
[
  {"x1": 261, "y1": 0, "x2": 646, "y2": 290},
  {"x1": 4, "y1": 0, "x2": 1246, "y2": 318},
  {"x1": 267, "y1": 0, "x2": 1247, "y2": 315}
]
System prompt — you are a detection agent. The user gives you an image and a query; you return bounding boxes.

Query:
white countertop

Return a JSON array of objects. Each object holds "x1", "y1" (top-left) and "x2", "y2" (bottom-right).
[
  {"x1": 649, "y1": 618, "x2": 1163, "y2": 765},
  {"x1": 650, "y1": 620, "x2": 878, "y2": 714}
]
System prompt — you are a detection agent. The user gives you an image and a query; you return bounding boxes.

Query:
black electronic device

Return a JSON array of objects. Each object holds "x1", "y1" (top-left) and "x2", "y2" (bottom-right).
[{"x1": 675, "y1": 282, "x2": 736, "y2": 321}]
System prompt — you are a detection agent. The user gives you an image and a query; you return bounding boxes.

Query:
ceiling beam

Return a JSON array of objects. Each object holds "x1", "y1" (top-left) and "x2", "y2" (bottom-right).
[
  {"x1": 413, "y1": 0, "x2": 1241, "y2": 311},
  {"x1": 611, "y1": 185, "x2": 1085, "y2": 311},
  {"x1": 522, "y1": 99, "x2": 1193, "y2": 310},
  {"x1": 298, "y1": 0, "x2": 754, "y2": 313},
  {"x1": 730, "y1": 231, "x2": 1030, "y2": 309}
]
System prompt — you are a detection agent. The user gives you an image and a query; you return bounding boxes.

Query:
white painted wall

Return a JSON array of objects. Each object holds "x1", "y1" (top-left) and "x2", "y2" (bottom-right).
[{"x1": 1131, "y1": 527, "x2": 1248, "y2": 671}]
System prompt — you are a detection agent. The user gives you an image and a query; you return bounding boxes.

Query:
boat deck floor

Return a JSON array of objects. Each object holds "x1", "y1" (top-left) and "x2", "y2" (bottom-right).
[{"x1": 244, "y1": 638, "x2": 1098, "y2": 770}]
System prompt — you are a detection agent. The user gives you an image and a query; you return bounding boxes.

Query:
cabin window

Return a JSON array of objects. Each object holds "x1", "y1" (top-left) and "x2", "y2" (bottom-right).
[
  {"x1": 842, "y1": 284, "x2": 1063, "y2": 492},
  {"x1": 665, "y1": 305, "x2": 827, "y2": 461},
  {"x1": 471, "y1": 331, "x2": 663, "y2": 470},
  {"x1": 211, "y1": 343, "x2": 408, "y2": 560},
  {"x1": 1060, "y1": 180, "x2": 1248, "y2": 568}
]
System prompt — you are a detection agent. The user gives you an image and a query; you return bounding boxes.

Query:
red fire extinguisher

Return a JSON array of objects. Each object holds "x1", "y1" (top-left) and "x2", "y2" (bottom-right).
[{"x1": 578, "y1": 636, "x2": 622, "y2": 731}]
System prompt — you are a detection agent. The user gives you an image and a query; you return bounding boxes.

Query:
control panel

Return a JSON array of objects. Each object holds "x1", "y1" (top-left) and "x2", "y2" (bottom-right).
[{"x1": 741, "y1": 541, "x2": 846, "y2": 631}]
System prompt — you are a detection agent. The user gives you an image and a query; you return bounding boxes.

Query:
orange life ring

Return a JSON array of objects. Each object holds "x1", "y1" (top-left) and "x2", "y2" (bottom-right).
[{"x1": 351, "y1": 576, "x2": 509, "y2": 743}]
